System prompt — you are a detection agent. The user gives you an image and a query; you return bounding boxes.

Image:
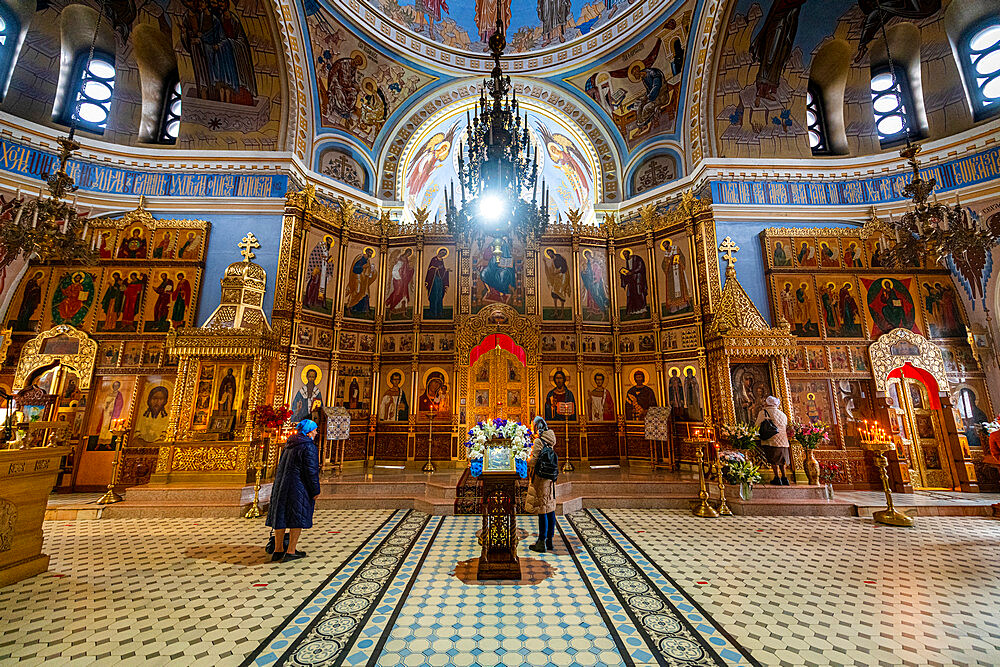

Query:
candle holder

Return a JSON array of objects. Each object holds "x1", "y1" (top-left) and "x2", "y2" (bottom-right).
[
  {"x1": 97, "y1": 419, "x2": 128, "y2": 505},
  {"x1": 244, "y1": 432, "x2": 266, "y2": 519},
  {"x1": 422, "y1": 406, "x2": 437, "y2": 473},
  {"x1": 712, "y1": 447, "x2": 732, "y2": 516},
  {"x1": 692, "y1": 443, "x2": 718, "y2": 518},
  {"x1": 860, "y1": 420, "x2": 914, "y2": 527},
  {"x1": 562, "y1": 417, "x2": 575, "y2": 473}
]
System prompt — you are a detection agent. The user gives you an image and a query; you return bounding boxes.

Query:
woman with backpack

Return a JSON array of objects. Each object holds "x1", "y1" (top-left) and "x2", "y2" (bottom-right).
[
  {"x1": 755, "y1": 395, "x2": 790, "y2": 486},
  {"x1": 526, "y1": 415, "x2": 558, "y2": 553}
]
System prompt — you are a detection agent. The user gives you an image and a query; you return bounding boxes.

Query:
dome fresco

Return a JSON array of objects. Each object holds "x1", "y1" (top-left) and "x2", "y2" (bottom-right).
[
  {"x1": 399, "y1": 98, "x2": 600, "y2": 225},
  {"x1": 351, "y1": 0, "x2": 630, "y2": 54}
]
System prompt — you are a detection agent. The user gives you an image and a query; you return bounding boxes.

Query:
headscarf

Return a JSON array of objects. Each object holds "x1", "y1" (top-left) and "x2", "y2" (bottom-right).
[
  {"x1": 532, "y1": 415, "x2": 549, "y2": 434},
  {"x1": 297, "y1": 419, "x2": 318, "y2": 435},
  {"x1": 764, "y1": 396, "x2": 780, "y2": 408}
]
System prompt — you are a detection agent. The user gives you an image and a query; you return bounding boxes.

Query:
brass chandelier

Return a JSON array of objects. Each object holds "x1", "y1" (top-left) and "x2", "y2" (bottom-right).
[
  {"x1": 0, "y1": 1, "x2": 108, "y2": 271},
  {"x1": 444, "y1": 6, "x2": 550, "y2": 241},
  {"x1": 866, "y1": 0, "x2": 1000, "y2": 280}
]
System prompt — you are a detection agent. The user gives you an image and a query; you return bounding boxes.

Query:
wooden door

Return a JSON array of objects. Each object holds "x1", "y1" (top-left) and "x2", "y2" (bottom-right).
[
  {"x1": 889, "y1": 376, "x2": 955, "y2": 489},
  {"x1": 468, "y1": 348, "x2": 527, "y2": 427}
]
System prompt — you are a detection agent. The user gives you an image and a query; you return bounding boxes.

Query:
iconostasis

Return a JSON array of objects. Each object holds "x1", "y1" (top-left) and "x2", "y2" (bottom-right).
[
  {"x1": 274, "y1": 192, "x2": 717, "y2": 467},
  {"x1": 761, "y1": 227, "x2": 992, "y2": 486},
  {"x1": 1, "y1": 204, "x2": 208, "y2": 490}
]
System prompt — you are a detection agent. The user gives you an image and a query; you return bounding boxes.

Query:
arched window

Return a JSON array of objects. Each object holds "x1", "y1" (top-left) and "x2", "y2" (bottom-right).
[
  {"x1": 59, "y1": 50, "x2": 115, "y2": 133},
  {"x1": 0, "y1": 3, "x2": 19, "y2": 95},
  {"x1": 870, "y1": 67, "x2": 914, "y2": 146},
  {"x1": 960, "y1": 21, "x2": 1000, "y2": 119},
  {"x1": 805, "y1": 86, "x2": 829, "y2": 154},
  {"x1": 159, "y1": 77, "x2": 181, "y2": 143}
]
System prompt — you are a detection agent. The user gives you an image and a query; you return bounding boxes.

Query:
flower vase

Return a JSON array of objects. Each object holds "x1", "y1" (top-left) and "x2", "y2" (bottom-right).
[
  {"x1": 804, "y1": 450, "x2": 819, "y2": 485},
  {"x1": 739, "y1": 482, "x2": 753, "y2": 501},
  {"x1": 470, "y1": 459, "x2": 483, "y2": 477},
  {"x1": 823, "y1": 483, "x2": 834, "y2": 500},
  {"x1": 515, "y1": 458, "x2": 527, "y2": 479}
]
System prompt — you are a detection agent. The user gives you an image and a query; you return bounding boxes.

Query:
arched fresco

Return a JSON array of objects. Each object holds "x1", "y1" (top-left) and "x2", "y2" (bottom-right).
[{"x1": 398, "y1": 98, "x2": 600, "y2": 226}]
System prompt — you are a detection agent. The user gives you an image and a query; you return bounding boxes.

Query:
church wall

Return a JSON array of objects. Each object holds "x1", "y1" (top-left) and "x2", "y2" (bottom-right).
[
  {"x1": 0, "y1": 0, "x2": 286, "y2": 151},
  {"x1": 194, "y1": 213, "x2": 283, "y2": 325}
]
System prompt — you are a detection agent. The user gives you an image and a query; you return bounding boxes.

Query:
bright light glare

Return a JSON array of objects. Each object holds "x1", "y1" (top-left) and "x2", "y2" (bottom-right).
[{"x1": 479, "y1": 193, "x2": 506, "y2": 222}]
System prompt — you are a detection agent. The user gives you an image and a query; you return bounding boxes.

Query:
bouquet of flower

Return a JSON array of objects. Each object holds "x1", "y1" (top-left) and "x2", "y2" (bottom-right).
[
  {"x1": 818, "y1": 461, "x2": 841, "y2": 484},
  {"x1": 981, "y1": 420, "x2": 1000, "y2": 434},
  {"x1": 793, "y1": 421, "x2": 830, "y2": 449},
  {"x1": 465, "y1": 417, "x2": 532, "y2": 461},
  {"x1": 252, "y1": 404, "x2": 293, "y2": 430},
  {"x1": 720, "y1": 422, "x2": 759, "y2": 450},
  {"x1": 718, "y1": 450, "x2": 762, "y2": 486}
]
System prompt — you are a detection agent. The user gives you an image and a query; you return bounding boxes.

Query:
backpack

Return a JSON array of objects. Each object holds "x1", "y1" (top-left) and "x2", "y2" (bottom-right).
[
  {"x1": 758, "y1": 410, "x2": 779, "y2": 441},
  {"x1": 534, "y1": 440, "x2": 560, "y2": 481}
]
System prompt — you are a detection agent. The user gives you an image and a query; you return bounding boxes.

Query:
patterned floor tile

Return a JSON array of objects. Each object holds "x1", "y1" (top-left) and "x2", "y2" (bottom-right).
[
  {"x1": 4, "y1": 509, "x2": 1000, "y2": 666},
  {"x1": 605, "y1": 509, "x2": 1000, "y2": 667},
  {"x1": 0, "y1": 510, "x2": 393, "y2": 664}
]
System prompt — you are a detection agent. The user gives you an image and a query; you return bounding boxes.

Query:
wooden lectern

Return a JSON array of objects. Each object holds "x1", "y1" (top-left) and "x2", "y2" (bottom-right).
[{"x1": 477, "y1": 439, "x2": 521, "y2": 580}]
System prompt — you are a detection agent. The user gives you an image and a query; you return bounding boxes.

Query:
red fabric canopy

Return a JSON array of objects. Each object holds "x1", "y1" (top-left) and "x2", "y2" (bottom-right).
[
  {"x1": 469, "y1": 334, "x2": 526, "y2": 367},
  {"x1": 887, "y1": 362, "x2": 941, "y2": 410}
]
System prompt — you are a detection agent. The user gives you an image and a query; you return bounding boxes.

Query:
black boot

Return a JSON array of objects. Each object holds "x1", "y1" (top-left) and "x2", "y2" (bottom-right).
[
  {"x1": 545, "y1": 538, "x2": 554, "y2": 550},
  {"x1": 528, "y1": 539, "x2": 546, "y2": 553}
]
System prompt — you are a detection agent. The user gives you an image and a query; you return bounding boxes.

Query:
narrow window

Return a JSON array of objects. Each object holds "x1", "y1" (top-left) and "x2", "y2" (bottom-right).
[
  {"x1": 870, "y1": 67, "x2": 914, "y2": 146},
  {"x1": 961, "y1": 21, "x2": 1000, "y2": 119},
  {"x1": 805, "y1": 86, "x2": 828, "y2": 154},
  {"x1": 61, "y1": 51, "x2": 115, "y2": 133},
  {"x1": 0, "y1": 3, "x2": 20, "y2": 101},
  {"x1": 159, "y1": 77, "x2": 182, "y2": 143}
]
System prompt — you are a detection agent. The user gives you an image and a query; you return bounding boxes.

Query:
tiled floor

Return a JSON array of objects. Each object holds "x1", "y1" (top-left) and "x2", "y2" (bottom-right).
[
  {"x1": 3, "y1": 509, "x2": 1000, "y2": 666},
  {"x1": 836, "y1": 489, "x2": 1000, "y2": 506}
]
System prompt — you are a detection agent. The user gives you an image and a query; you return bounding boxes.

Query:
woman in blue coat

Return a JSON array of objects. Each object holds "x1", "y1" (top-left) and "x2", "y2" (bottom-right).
[{"x1": 266, "y1": 420, "x2": 321, "y2": 562}]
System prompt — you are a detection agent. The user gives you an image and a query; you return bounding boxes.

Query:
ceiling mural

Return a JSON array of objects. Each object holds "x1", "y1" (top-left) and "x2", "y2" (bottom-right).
[
  {"x1": 712, "y1": 0, "x2": 954, "y2": 159},
  {"x1": 305, "y1": 4, "x2": 437, "y2": 149},
  {"x1": 365, "y1": 0, "x2": 635, "y2": 55},
  {"x1": 399, "y1": 99, "x2": 599, "y2": 226},
  {"x1": 566, "y1": 6, "x2": 691, "y2": 153}
]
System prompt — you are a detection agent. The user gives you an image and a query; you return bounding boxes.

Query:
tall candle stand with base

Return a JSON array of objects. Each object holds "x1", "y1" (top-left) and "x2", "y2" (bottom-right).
[
  {"x1": 692, "y1": 443, "x2": 718, "y2": 518},
  {"x1": 712, "y1": 446, "x2": 732, "y2": 516},
  {"x1": 422, "y1": 405, "x2": 437, "y2": 473},
  {"x1": 244, "y1": 431, "x2": 266, "y2": 519},
  {"x1": 560, "y1": 407, "x2": 575, "y2": 473},
  {"x1": 97, "y1": 419, "x2": 128, "y2": 505},
  {"x1": 861, "y1": 420, "x2": 914, "y2": 527}
]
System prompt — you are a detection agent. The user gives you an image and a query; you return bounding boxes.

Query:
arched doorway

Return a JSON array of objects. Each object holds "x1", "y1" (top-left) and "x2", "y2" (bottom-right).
[
  {"x1": 869, "y1": 329, "x2": 967, "y2": 490},
  {"x1": 886, "y1": 364, "x2": 954, "y2": 489},
  {"x1": 468, "y1": 334, "x2": 528, "y2": 425}
]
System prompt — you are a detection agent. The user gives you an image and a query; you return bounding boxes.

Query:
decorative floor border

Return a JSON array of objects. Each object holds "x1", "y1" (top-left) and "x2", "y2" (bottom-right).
[
  {"x1": 244, "y1": 510, "x2": 433, "y2": 666},
  {"x1": 561, "y1": 509, "x2": 759, "y2": 667}
]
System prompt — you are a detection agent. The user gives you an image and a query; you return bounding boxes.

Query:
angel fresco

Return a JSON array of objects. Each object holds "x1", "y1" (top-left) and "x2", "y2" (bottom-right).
[
  {"x1": 406, "y1": 122, "x2": 459, "y2": 203},
  {"x1": 535, "y1": 122, "x2": 591, "y2": 209}
]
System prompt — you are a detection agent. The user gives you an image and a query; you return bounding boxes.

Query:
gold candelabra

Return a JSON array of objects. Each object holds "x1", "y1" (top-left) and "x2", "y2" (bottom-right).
[
  {"x1": 692, "y1": 443, "x2": 718, "y2": 518},
  {"x1": 422, "y1": 406, "x2": 437, "y2": 473},
  {"x1": 562, "y1": 414, "x2": 574, "y2": 473},
  {"x1": 712, "y1": 445, "x2": 732, "y2": 516},
  {"x1": 244, "y1": 433, "x2": 266, "y2": 519},
  {"x1": 96, "y1": 418, "x2": 128, "y2": 505},
  {"x1": 860, "y1": 419, "x2": 914, "y2": 527}
]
